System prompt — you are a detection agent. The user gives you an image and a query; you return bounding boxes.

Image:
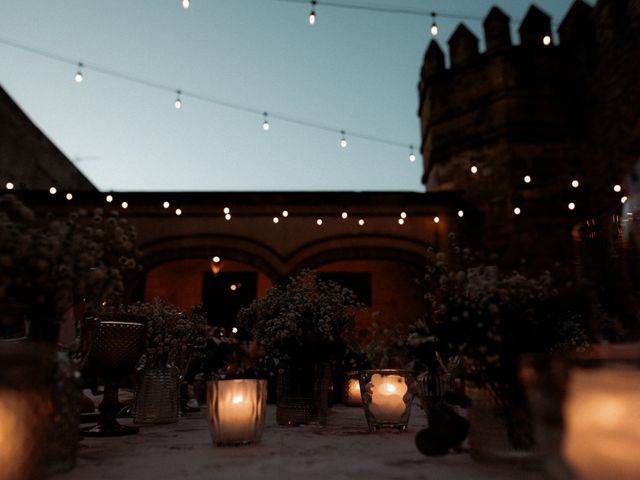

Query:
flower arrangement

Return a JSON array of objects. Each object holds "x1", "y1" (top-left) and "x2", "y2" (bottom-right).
[
  {"x1": 0, "y1": 195, "x2": 140, "y2": 341},
  {"x1": 237, "y1": 270, "x2": 361, "y2": 370},
  {"x1": 129, "y1": 300, "x2": 208, "y2": 368}
]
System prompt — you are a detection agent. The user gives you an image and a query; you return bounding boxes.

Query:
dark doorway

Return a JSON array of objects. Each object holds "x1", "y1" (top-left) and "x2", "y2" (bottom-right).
[
  {"x1": 202, "y1": 272, "x2": 257, "y2": 329},
  {"x1": 317, "y1": 272, "x2": 372, "y2": 306}
]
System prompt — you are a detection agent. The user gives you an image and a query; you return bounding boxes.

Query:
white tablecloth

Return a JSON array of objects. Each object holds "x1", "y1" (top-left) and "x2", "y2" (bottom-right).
[{"x1": 56, "y1": 404, "x2": 546, "y2": 480}]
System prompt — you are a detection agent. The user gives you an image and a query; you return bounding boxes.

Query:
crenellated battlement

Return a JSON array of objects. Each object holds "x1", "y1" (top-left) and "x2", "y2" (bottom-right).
[{"x1": 417, "y1": 0, "x2": 640, "y2": 255}]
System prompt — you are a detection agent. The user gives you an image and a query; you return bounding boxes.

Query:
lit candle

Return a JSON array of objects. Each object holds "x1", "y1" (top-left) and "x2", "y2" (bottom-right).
[
  {"x1": 368, "y1": 373, "x2": 409, "y2": 422},
  {"x1": 207, "y1": 379, "x2": 266, "y2": 446},
  {"x1": 343, "y1": 373, "x2": 363, "y2": 406},
  {"x1": 563, "y1": 366, "x2": 640, "y2": 480}
]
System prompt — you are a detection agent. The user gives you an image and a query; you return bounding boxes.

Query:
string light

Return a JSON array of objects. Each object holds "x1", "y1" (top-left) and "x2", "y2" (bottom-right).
[
  {"x1": 433, "y1": 216, "x2": 440, "y2": 223},
  {"x1": 74, "y1": 62, "x2": 83, "y2": 83},
  {"x1": 341, "y1": 211, "x2": 348, "y2": 219},
  {"x1": 458, "y1": 210, "x2": 464, "y2": 218},
  {"x1": 398, "y1": 218, "x2": 404, "y2": 225},
  {"x1": 470, "y1": 165, "x2": 478, "y2": 174},
  {"x1": 213, "y1": 256, "x2": 221, "y2": 263},
  {"x1": 408, "y1": 146, "x2": 416, "y2": 162},
  {"x1": 225, "y1": 213, "x2": 231, "y2": 220},
  {"x1": 121, "y1": 201, "x2": 128, "y2": 209},
  {"x1": 309, "y1": 0, "x2": 317, "y2": 25},
  {"x1": 524, "y1": 175, "x2": 531, "y2": 184},
  {"x1": 273, "y1": 217, "x2": 279, "y2": 223},
  {"x1": 340, "y1": 130, "x2": 348, "y2": 148},
  {"x1": 282, "y1": 210, "x2": 289, "y2": 217},
  {"x1": 571, "y1": 180, "x2": 580, "y2": 188},
  {"x1": 430, "y1": 12, "x2": 438, "y2": 36},
  {"x1": 400, "y1": 211, "x2": 407, "y2": 219},
  {"x1": 182, "y1": 0, "x2": 190, "y2": 9},
  {"x1": 223, "y1": 207, "x2": 230, "y2": 214},
  {"x1": 613, "y1": 184, "x2": 622, "y2": 193},
  {"x1": 49, "y1": 187, "x2": 57, "y2": 194},
  {"x1": 231, "y1": 327, "x2": 238, "y2": 334},
  {"x1": 163, "y1": 201, "x2": 170, "y2": 208},
  {"x1": 262, "y1": 112, "x2": 270, "y2": 131},
  {"x1": 174, "y1": 90, "x2": 182, "y2": 109},
  {"x1": 316, "y1": 218, "x2": 323, "y2": 225},
  {"x1": 621, "y1": 196, "x2": 628, "y2": 204},
  {"x1": 568, "y1": 202, "x2": 575, "y2": 210},
  {"x1": 513, "y1": 207, "x2": 521, "y2": 215},
  {"x1": 542, "y1": 35, "x2": 551, "y2": 46},
  {"x1": 5, "y1": 182, "x2": 14, "y2": 190},
  {"x1": 65, "y1": 193, "x2": 73, "y2": 200},
  {"x1": 105, "y1": 194, "x2": 113, "y2": 203},
  {"x1": 358, "y1": 218, "x2": 365, "y2": 226},
  {"x1": 175, "y1": 208, "x2": 182, "y2": 216}
]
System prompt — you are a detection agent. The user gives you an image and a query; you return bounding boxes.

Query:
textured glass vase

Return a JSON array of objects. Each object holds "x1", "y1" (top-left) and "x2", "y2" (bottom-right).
[
  {"x1": 276, "y1": 363, "x2": 330, "y2": 426},
  {"x1": 134, "y1": 364, "x2": 180, "y2": 424},
  {"x1": 359, "y1": 369, "x2": 413, "y2": 432}
]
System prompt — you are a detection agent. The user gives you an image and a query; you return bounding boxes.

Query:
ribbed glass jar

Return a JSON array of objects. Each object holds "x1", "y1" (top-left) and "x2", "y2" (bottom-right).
[
  {"x1": 134, "y1": 364, "x2": 180, "y2": 424},
  {"x1": 276, "y1": 362, "x2": 330, "y2": 426}
]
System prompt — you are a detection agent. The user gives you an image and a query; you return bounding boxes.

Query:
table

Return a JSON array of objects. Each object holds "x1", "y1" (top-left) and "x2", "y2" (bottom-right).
[{"x1": 56, "y1": 405, "x2": 546, "y2": 480}]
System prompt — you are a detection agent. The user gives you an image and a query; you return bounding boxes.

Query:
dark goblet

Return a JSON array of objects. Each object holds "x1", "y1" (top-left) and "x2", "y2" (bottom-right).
[{"x1": 81, "y1": 320, "x2": 146, "y2": 436}]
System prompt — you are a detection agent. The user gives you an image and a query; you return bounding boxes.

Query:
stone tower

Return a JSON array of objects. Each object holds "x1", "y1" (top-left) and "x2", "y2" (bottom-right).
[{"x1": 417, "y1": 0, "x2": 640, "y2": 259}]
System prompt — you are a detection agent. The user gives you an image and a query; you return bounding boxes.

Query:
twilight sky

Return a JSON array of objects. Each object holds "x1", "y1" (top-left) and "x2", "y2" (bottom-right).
[{"x1": 0, "y1": 0, "x2": 580, "y2": 192}]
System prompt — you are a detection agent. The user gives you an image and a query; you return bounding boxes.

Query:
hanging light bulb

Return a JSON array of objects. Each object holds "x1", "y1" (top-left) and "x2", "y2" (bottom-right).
[
  {"x1": 542, "y1": 35, "x2": 551, "y2": 46},
  {"x1": 340, "y1": 130, "x2": 348, "y2": 148},
  {"x1": 341, "y1": 211, "x2": 348, "y2": 219},
  {"x1": 262, "y1": 112, "x2": 270, "y2": 131},
  {"x1": 409, "y1": 146, "x2": 416, "y2": 162},
  {"x1": 74, "y1": 62, "x2": 84, "y2": 83},
  {"x1": 309, "y1": 1, "x2": 317, "y2": 25},
  {"x1": 182, "y1": 0, "x2": 190, "y2": 9},
  {"x1": 174, "y1": 90, "x2": 182, "y2": 109},
  {"x1": 5, "y1": 182, "x2": 14, "y2": 190},
  {"x1": 430, "y1": 12, "x2": 438, "y2": 36}
]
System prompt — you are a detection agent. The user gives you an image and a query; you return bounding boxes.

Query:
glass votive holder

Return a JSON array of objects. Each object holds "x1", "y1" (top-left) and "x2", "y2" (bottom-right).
[
  {"x1": 343, "y1": 371, "x2": 363, "y2": 407},
  {"x1": 359, "y1": 369, "x2": 413, "y2": 432},
  {"x1": 521, "y1": 345, "x2": 640, "y2": 480},
  {"x1": 206, "y1": 379, "x2": 267, "y2": 446},
  {"x1": 0, "y1": 341, "x2": 55, "y2": 480}
]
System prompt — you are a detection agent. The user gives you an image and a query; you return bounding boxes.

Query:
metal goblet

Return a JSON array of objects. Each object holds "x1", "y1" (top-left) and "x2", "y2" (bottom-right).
[{"x1": 81, "y1": 320, "x2": 146, "y2": 436}]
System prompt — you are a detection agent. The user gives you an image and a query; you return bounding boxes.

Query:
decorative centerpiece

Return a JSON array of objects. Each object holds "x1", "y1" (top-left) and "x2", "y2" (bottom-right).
[
  {"x1": 131, "y1": 300, "x2": 207, "y2": 424},
  {"x1": 237, "y1": 270, "x2": 361, "y2": 425},
  {"x1": 419, "y1": 236, "x2": 588, "y2": 461},
  {"x1": 359, "y1": 369, "x2": 413, "y2": 431}
]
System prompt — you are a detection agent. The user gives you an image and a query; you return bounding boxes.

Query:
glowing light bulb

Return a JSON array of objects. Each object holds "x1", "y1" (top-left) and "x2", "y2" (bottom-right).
[
  {"x1": 282, "y1": 210, "x2": 289, "y2": 217},
  {"x1": 223, "y1": 207, "x2": 230, "y2": 214},
  {"x1": 106, "y1": 194, "x2": 113, "y2": 203},
  {"x1": 213, "y1": 256, "x2": 221, "y2": 263},
  {"x1": 6, "y1": 182, "x2": 14, "y2": 190},
  {"x1": 182, "y1": 0, "x2": 190, "y2": 8},
  {"x1": 514, "y1": 207, "x2": 521, "y2": 215},
  {"x1": 121, "y1": 201, "x2": 128, "y2": 209},
  {"x1": 409, "y1": 148, "x2": 416, "y2": 162},
  {"x1": 340, "y1": 130, "x2": 347, "y2": 148},
  {"x1": 568, "y1": 202, "x2": 575, "y2": 210},
  {"x1": 225, "y1": 213, "x2": 231, "y2": 220},
  {"x1": 309, "y1": 1, "x2": 317, "y2": 25},
  {"x1": 524, "y1": 175, "x2": 531, "y2": 184},
  {"x1": 433, "y1": 216, "x2": 440, "y2": 223},
  {"x1": 163, "y1": 201, "x2": 170, "y2": 208},
  {"x1": 230, "y1": 284, "x2": 237, "y2": 291},
  {"x1": 49, "y1": 187, "x2": 57, "y2": 194},
  {"x1": 74, "y1": 62, "x2": 84, "y2": 83},
  {"x1": 66, "y1": 193, "x2": 73, "y2": 200},
  {"x1": 174, "y1": 90, "x2": 182, "y2": 109},
  {"x1": 571, "y1": 180, "x2": 580, "y2": 188},
  {"x1": 231, "y1": 327, "x2": 238, "y2": 334},
  {"x1": 400, "y1": 212, "x2": 407, "y2": 219},
  {"x1": 458, "y1": 210, "x2": 464, "y2": 218},
  {"x1": 262, "y1": 113, "x2": 270, "y2": 131},
  {"x1": 316, "y1": 218, "x2": 323, "y2": 226},
  {"x1": 341, "y1": 211, "x2": 348, "y2": 219},
  {"x1": 430, "y1": 12, "x2": 438, "y2": 36},
  {"x1": 398, "y1": 218, "x2": 405, "y2": 225},
  {"x1": 543, "y1": 35, "x2": 551, "y2": 46},
  {"x1": 175, "y1": 208, "x2": 182, "y2": 216},
  {"x1": 273, "y1": 217, "x2": 279, "y2": 223},
  {"x1": 621, "y1": 196, "x2": 628, "y2": 204},
  {"x1": 470, "y1": 165, "x2": 478, "y2": 174},
  {"x1": 614, "y1": 184, "x2": 622, "y2": 192},
  {"x1": 358, "y1": 218, "x2": 365, "y2": 226}
]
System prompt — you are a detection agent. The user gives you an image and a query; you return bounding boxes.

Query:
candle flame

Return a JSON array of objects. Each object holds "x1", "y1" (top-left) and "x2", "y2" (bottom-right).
[{"x1": 231, "y1": 395, "x2": 244, "y2": 404}]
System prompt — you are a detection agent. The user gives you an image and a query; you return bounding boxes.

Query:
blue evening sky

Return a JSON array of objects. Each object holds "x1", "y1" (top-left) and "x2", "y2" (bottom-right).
[{"x1": 0, "y1": 0, "x2": 580, "y2": 192}]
